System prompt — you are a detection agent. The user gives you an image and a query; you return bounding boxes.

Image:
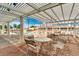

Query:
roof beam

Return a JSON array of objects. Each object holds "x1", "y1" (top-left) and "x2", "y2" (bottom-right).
[
  {"x1": 74, "y1": 13, "x2": 79, "y2": 19},
  {"x1": 51, "y1": 8, "x2": 61, "y2": 21},
  {"x1": 0, "y1": 4, "x2": 25, "y2": 15},
  {"x1": 0, "y1": 3, "x2": 64, "y2": 19},
  {"x1": 38, "y1": 13, "x2": 53, "y2": 22},
  {"x1": 43, "y1": 12, "x2": 53, "y2": 22},
  {"x1": 69, "y1": 3, "x2": 75, "y2": 20},
  {"x1": 43, "y1": 11, "x2": 56, "y2": 22},
  {"x1": 0, "y1": 18, "x2": 13, "y2": 22},
  {"x1": 27, "y1": 3, "x2": 59, "y2": 22},
  {"x1": 26, "y1": 3, "x2": 53, "y2": 22},
  {"x1": 43, "y1": 11, "x2": 52, "y2": 19},
  {"x1": 32, "y1": 14, "x2": 56, "y2": 23},
  {"x1": 26, "y1": 3, "x2": 64, "y2": 16},
  {"x1": 60, "y1": 4, "x2": 65, "y2": 20},
  {"x1": 39, "y1": 13, "x2": 57, "y2": 22},
  {"x1": 48, "y1": 18, "x2": 79, "y2": 23},
  {"x1": 39, "y1": 13, "x2": 55, "y2": 22},
  {"x1": 0, "y1": 10, "x2": 20, "y2": 17}
]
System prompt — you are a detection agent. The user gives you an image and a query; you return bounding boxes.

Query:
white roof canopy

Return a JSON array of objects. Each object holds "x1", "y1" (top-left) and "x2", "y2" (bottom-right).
[{"x1": 0, "y1": 3, "x2": 79, "y2": 24}]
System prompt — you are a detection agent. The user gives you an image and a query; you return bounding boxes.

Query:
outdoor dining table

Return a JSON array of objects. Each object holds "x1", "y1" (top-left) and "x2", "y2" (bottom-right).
[{"x1": 33, "y1": 37, "x2": 52, "y2": 55}]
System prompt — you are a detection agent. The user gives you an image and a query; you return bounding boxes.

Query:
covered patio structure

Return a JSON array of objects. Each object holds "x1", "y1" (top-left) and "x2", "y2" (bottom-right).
[{"x1": 0, "y1": 3, "x2": 79, "y2": 56}]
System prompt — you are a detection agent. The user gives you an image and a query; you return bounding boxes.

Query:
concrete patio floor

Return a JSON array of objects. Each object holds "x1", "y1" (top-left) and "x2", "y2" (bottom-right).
[
  {"x1": 1, "y1": 34, "x2": 79, "y2": 56},
  {"x1": 0, "y1": 35, "x2": 27, "y2": 56}
]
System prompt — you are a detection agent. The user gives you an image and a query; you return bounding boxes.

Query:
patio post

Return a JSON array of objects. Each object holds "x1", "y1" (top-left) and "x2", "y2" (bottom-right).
[
  {"x1": 7, "y1": 22, "x2": 10, "y2": 36},
  {"x1": 2, "y1": 24, "x2": 5, "y2": 34},
  {"x1": 20, "y1": 16, "x2": 25, "y2": 44},
  {"x1": 46, "y1": 22, "x2": 48, "y2": 35}
]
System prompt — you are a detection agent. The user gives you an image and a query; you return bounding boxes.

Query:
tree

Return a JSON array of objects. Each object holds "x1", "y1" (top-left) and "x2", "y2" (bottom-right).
[
  {"x1": 30, "y1": 25, "x2": 35, "y2": 28},
  {"x1": 4, "y1": 25, "x2": 7, "y2": 29},
  {"x1": 17, "y1": 24, "x2": 20, "y2": 29},
  {"x1": 10, "y1": 25, "x2": 13, "y2": 29},
  {"x1": 13, "y1": 24, "x2": 17, "y2": 28},
  {"x1": 0, "y1": 25, "x2": 2, "y2": 29}
]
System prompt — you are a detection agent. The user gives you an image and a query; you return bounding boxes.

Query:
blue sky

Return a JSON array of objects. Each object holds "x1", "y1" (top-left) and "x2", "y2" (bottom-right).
[
  {"x1": 24, "y1": 16, "x2": 42, "y2": 25},
  {"x1": 10, "y1": 16, "x2": 79, "y2": 27},
  {"x1": 10, "y1": 16, "x2": 43, "y2": 27}
]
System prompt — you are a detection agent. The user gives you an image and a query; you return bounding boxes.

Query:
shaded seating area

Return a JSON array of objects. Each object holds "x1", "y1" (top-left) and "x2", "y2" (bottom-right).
[
  {"x1": 23, "y1": 32, "x2": 79, "y2": 56},
  {"x1": 0, "y1": 3, "x2": 79, "y2": 56}
]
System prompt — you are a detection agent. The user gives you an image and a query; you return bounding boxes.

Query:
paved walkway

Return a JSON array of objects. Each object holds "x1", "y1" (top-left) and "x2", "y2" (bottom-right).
[
  {"x1": 0, "y1": 35, "x2": 11, "y2": 48},
  {"x1": 0, "y1": 35, "x2": 27, "y2": 56},
  {"x1": 0, "y1": 45, "x2": 27, "y2": 56}
]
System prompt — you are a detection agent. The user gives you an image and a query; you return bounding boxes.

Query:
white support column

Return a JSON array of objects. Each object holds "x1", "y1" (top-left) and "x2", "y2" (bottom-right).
[
  {"x1": 52, "y1": 25, "x2": 53, "y2": 34},
  {"x1": 45, "y1": 22, "x2": 48, "y2": 36},
  {"x1": 20, "y1": 16, "x2": 25, "y2": 44},
  {"x1": 7, "y1": 22, "x2": 10, "y2": 36},
  {"x1": 2, "y1": 24, "x2": 5, "y2": 35}
]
